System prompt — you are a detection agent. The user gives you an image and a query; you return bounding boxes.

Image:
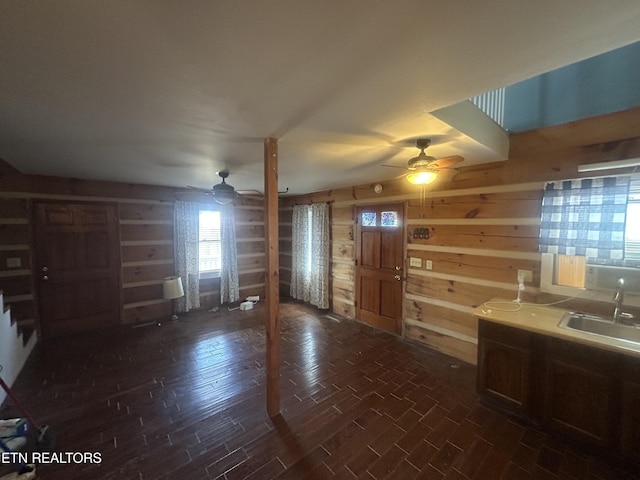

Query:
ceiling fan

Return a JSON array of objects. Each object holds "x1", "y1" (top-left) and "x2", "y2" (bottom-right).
[
  {"x1": 184, "y1": 170, "x2": 288, "y2": 204},
  {"x1": 384, "y1": 138, "x2": 464, "y2": 185},
  {"x1": 185, "y1": 170, "x2": 240, "y2": 204}
]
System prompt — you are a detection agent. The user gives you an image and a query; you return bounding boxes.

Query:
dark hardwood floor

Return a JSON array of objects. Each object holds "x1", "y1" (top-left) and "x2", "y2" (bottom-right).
[{"x1": 1, "y1": 301, "x2": 638, "y2": 479}]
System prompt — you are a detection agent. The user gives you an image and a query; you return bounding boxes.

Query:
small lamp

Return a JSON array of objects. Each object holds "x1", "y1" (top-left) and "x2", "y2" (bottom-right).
[{"x1": 163, "y1": 276, "x2": 184, "y2": 321}]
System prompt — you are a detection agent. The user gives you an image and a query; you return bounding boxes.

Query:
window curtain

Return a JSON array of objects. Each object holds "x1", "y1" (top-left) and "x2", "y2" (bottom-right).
[
  {"x1": 290, "y1": 203, "x2": 330, "y2": 309},
  {"x1": 539, "y1": 176, "x2": 630, "y2": 263},
  {"x1": 220, "y1": 203, "x2": 240, "y2": 304},
  {"x1": 174, "y1": 201, "x2": 200, "y2": 312}
]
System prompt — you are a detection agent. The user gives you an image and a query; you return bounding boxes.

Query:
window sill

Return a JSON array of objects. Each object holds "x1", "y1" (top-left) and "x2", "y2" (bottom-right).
[{"x1": 199, "y1": 271, "x2": 221, "y2": 280}]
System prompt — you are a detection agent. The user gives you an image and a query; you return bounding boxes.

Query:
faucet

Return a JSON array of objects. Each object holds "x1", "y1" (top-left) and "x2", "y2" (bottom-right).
[{"x1": 613, "y1": 278, "x2": 625, "y2": 323}]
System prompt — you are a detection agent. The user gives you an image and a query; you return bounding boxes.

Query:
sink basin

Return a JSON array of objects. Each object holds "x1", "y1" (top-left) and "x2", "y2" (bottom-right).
[{"x1": 559, "y1": 312, "x2": 640, "y2": 344}]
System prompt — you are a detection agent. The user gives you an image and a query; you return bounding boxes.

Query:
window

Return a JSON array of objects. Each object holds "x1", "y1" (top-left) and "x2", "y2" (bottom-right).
[
  {"x1": 199, "y1": 210, "x2": 221, "y2": 274},
  {"x1": 290, "y1": 203, "x2": 330, "y2": 309},
  {"x1": 626, "y1": 179, "x2": 640, "y2": 260},
  {"x1": 360, "y1": 210, "x2": 400, "y2": 227},
  {"x1": 540, "y1": 176, "x2": 640, "y2": 294}
]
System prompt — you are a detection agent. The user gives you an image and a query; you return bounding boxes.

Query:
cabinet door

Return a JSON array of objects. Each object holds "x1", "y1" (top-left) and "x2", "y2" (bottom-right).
[
  {"x1": 477, "y1": 321, "x2": 531, "y2": 415},
  {"x1": 544, "y1": 340, "x2": 617, "y2": 448},
  {"x1": 621, "y1": 380, "x2": 640, "y2": 459}
]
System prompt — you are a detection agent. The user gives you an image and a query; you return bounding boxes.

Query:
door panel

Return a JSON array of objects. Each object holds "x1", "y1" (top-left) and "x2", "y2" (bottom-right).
[
  {"x1": 35, "y1": 202, "x2": 121, "y2": 338},
  {"x1": 355, "y1": 203, "x2": 404, "y2": 334},
  {"x1": 380, "y1": 231, "x2": 400, "y2": 269},
  {"x1": 361, "y1": 232, "x2": 380, "y2": 268}
]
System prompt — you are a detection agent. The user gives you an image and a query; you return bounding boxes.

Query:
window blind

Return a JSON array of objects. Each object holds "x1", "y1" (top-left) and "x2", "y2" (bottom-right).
[{"x1": 199, "y1": 210, "x2": 221, "y2": 272}]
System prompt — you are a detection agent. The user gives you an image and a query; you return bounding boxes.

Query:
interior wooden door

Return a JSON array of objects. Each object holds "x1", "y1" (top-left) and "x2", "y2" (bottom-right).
[
  {"x1": 355, "y1": 203, "x2": 404, "y2": 334},
  {"x1": 34, "y1": 202, "x2": 121, "y2": 338}
]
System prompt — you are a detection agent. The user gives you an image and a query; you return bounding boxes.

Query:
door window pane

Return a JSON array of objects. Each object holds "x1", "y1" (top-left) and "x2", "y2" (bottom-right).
[
  {"x1": 381, "y1": 211, "x2": 398, "y2": 227},
  {"x1": 361, "y1": 212, "x2": 376, "y2": 227}
]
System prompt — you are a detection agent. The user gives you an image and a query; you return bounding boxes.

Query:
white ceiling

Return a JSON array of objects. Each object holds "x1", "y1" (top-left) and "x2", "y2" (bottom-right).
[{"x1": 2, "y1": 1, "x2": 640, "y2": 195}]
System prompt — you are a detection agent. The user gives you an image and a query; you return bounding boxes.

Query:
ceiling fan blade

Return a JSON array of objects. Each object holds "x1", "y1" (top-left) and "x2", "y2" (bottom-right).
[
  {"x1": 381, "y1": 164, "x2": 409, "y2": 170},
  {"x1": 431, "y1": 155, "x2": 464, "y2": 169},
  {"x1": 182, "y1": 186, "x2": 213, "y2": 194}
]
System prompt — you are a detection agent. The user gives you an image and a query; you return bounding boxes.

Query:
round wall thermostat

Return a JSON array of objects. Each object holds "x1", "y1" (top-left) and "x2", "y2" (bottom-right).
[{"x1": 373, "y1": 183, "x2": 383, "y2": 194}]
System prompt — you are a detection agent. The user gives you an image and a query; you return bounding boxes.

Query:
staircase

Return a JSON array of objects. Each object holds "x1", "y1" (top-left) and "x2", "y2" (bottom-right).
[{"x1": 0, "y1": 292, "x2": 37, "y2": 406}]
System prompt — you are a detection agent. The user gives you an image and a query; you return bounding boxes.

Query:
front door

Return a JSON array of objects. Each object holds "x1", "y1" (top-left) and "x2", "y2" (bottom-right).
[
  {"x1": 34, "y1": 202, "x2": 121, "y2": 338},
  {"x1": 355, "y1": 203, "x2": 404, "y2": 334}
]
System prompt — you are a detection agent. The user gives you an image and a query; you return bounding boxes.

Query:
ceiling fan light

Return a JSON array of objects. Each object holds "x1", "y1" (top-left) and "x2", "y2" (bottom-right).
[
  {"x1": 213, "y1": 194, "x2": 235, "y2": 204},
  {"x1": 406, "y1": 170, "x2": 438, "y2": 185}
]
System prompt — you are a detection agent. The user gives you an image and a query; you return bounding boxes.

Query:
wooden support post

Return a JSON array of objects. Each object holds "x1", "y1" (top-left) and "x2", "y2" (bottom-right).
[{"x1": 264, "y1": 137, "x2": 280, "y2": 417}]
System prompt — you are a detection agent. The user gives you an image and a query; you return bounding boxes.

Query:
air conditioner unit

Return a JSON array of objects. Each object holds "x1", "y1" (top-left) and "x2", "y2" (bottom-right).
[{"x1": 585, "y1": 265, "x2": 640, "y2": 295}]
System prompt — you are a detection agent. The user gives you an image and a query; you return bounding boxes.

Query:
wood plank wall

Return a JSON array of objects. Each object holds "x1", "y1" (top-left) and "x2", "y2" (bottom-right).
[
  {"x1": 279, "y1": 106, "x2": 640, "y2": 365},
  {"x1": 0, "y1": 170, "x2": 266, "y2": 333}
]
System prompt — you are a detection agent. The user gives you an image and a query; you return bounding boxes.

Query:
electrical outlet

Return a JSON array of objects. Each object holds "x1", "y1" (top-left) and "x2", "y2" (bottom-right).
[
  {"x1": 426, "y1": 260, "x2": 433, "y2": 270},
  {"x1": 409, "y1": 257, "x2": 422, "y2": 268},
  {"x1": 517, "y1": 269, "x2": 533, "y2": 283}
]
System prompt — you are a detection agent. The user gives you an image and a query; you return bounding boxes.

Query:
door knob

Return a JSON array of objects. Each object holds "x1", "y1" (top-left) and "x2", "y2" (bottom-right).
[
  {"x1": 395, "y1": 265, "x2": 401, "y2": 270},
  {"x1": 42, "y1": 275, "x2": 49, "y2": 281},
  {"x1": 42, "y1": 266, "x2": 49, "y2": 272},
  {"x1": 394, "y1": 274, "x2": 401, "y2": 280}
]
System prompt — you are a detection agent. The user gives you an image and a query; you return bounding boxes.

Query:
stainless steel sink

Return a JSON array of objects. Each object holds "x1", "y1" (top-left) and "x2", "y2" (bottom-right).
[{"x1": 559, "y1": 312, "x2": 640, "y2": 344}]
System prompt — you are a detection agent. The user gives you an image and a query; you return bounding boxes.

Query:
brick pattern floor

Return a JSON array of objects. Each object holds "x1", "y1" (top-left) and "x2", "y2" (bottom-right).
[{"x1": 1, "y1": 301, "x2": 638, "y2": 479}]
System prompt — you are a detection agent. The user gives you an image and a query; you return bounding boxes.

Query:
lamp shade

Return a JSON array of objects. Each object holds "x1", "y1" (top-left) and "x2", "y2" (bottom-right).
[{"x1": 163, "y1": 276, "x2": 184, "y2": 300}]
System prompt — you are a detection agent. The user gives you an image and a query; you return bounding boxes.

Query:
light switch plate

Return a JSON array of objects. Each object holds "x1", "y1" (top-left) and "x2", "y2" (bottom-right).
[
  {"x1": 409, "y1": 257, "x2": 422, "y2": 268},
  {"x1": 6, "y1": 257, "x2": 21, "y2": 268}
]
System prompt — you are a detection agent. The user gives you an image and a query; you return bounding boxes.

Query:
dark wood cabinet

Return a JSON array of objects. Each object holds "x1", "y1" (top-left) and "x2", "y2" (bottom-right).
[
  {"x1": 477, "y1": 318, "x2": 639, "y2": 465},
  {"x1": 620, "y1": 355, "x2": 640, "y2": 457},
  {"x1": 477, "y1": 320, "x2": 533, "y2": 415}
]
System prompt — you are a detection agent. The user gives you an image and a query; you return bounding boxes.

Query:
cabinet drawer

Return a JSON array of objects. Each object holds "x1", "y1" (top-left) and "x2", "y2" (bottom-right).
[{"x1": 478, "y1": 319, "x2": 532, "y2": 349}]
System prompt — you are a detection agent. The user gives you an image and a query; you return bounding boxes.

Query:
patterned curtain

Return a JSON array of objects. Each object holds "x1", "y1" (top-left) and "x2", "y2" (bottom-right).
[
  {"x1": 220, "y1": 203, "x2": 240, "y2": 304},
  {"x1": 539, "y1": 176, "x2": 630, "y2": 263},
  {"x1": 174, "y1": 201, "x2": 200, "y2": 312},
  {"x1": 290, "y1": 203, "x2": 330, "y2": 309}
]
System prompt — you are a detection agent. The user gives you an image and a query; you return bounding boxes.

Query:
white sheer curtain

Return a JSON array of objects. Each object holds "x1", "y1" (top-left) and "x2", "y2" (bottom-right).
[
  {"x1": 220, "y1": 203, "x2": 240, "y2": 304},
  {"x1": 174, "y1": 201, "x2": 200, "y2": 312},
  {"x1": 290, "y1": 203, "x2": 330, "y2": 309}
]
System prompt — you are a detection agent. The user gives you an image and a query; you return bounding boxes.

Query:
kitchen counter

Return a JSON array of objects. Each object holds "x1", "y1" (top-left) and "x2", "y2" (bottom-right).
[{"x1": 473, "y1": 297, "x2": 640, "y2": 358}]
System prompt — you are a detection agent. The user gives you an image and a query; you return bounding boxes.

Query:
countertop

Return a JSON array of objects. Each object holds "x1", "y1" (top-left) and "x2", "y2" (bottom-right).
[{"x1": 473, "y1": 298, "x2": 640, "y2": 358}]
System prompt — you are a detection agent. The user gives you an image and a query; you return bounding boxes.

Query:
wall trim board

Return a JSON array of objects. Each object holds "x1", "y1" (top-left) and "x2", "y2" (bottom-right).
[
  {"x1": 238, "y1": 252, "x2": 266, "y2": 259},
  {"x1": 121, "y1": 240, "x2": 173, "y2": 247},
  {"x1": 0, "y1": 219, "x2": 29, "y2": 225},
  {"x1": 119, "y1": 219, "x2": 172, "y2": 225},
  {"x1": 0, "y1": 192, "x2": 171, "y2": 205},
  {"x1": 3, "y1": 294, "x2": 33, "y2": 303},
  {"x1": 123, "y1": 280, "x2": 163, "y2": 288},
  {"x1": 404, "y1": 318, "x2": 478, "y2": 345},
  {"x1": 121, "y1": 259, "x2": 173, "y2": 267},
  {"x1": 332, "y1": 221, "x2": 355, "y2": 226},
  {"x1": 333, "y1": 296, "x2": 355, "y2": 306},
  {"x1": 408, "y1": 218, "x2": 541, "y2": 226},
  {"x1": 0, "y1": 270, "x2": 30, "y2": 278},
  {"x1": 0, "y1": 245, "x2": 29, "y2": 251},
  {"x1": 407, "y1": 268, "x2": 540, "y2": 294},
  {"x1": 123, "y1": 299, "x2": 165, "y2": 309},
  {"x1": 236, "y1": 221, "x2": 265, "y2": 226},
  {"x1": 404, "y1": 292, "x2": 474, "y2": 314},
  {"x1": 240, "y1": 268, "x2": 267, "y2": 275},
  {"x1": 407, "y1": 244, "x2": 541, "y2": 261},
  {"x1": 332, "y1": 181, "x2": 545, "y2": 207},
  {"x1": 239, "y1": 283, "x2": 265, "y2": 291},
  {"x1": 236, "y1": 237, "x2": 263, "y2": 243},
  {"x1": 331, "y1": 258, "x2": 355, "y2": 266}
]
